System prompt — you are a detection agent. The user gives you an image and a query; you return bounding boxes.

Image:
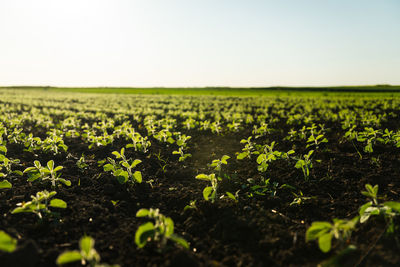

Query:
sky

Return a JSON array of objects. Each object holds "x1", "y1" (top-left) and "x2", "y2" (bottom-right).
[{"x1": 0, "y1": 0, "x2": 399, "y2": 87}]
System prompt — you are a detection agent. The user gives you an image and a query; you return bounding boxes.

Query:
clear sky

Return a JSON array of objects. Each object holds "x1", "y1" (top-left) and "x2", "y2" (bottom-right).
[{"x1": 0, "y1": 0, "x2": 399, "y2": 87}]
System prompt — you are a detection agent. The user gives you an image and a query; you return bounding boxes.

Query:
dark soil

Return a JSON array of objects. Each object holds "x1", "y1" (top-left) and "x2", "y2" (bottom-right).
[{"x1": 1, "y1": 116, "x2": 400, "y2": 267}]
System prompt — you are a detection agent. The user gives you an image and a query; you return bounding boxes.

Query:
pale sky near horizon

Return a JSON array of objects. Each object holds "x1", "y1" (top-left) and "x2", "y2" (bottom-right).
[{"x1": 0, "y1": 0, "x2": 399, "y2": 87}]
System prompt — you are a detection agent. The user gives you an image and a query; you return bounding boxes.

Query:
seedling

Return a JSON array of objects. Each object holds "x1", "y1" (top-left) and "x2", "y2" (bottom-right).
[
  {"x1": 12, "y1": 190, "x2": 67, "y2": 219},
  {"x1": 103, "y1": 148, "x2": 142, "y2": 184},
  {"x1": 195, "y1": 173, "x2": 218, "y2": 202},
  {"x1": 0, "y1": 154, "x2": 23, "y2": 178},
  {"x1": 211, "y1": 155, "x2": 230, "y2": 173},
  {"x1": 306, "y1": 217, "x2": 358, "y2": 253},
  {"x1": 294, "y1": 150, "x2": 315, "y2": 181},
  {"x1": 290, "y1": 191, "x2": 315, "y2": 206},
  {"x1": 183, "y1": 200, "x2": 197, "y2": 211},
  {"x1": 24, "y1": 160, "x2": 71, "y2": 187},
  {"x1": 237, "y1": 137, "x2": 255, "y2": 159},
  {"x1": 172, "y1": 147, "x2": 192, "y2": 162},
  {"x1": 359, "y1": 184, "x2": 400, "y2": 232},
  {"x1": 76, "y1": 155, "x2": 89, "y2": 171},
  {"x1": 135, "y1": 208, "x2": 189, "y2": 249},
  {"x1": 56, "y1": 236, "x2": 119, "y2": 267}
]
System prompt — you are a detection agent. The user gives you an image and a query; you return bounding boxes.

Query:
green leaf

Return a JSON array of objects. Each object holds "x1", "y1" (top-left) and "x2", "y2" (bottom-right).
[
  {"x1": 164, "y1": 217, "x2": 174, "y2": 237},
  {"x1": 295, "y1": 160, "x2": 304, "y2": 169},
  {"x1": 103, "y1": 164, "x2": 114, "y2": 171},
  {"x1": 112, "y1": 151, "x2": 121, "y2": 158},
  {"x1": 256, "y1": 154, "x2": 265, "y2": 164},
  {"x1": 34, "y1": 160, "x2": 41, "y2": 169},
  {"x1": 195, "y1": 174, "x2": 210, "y2": 181},
  {"x1": 49, "y1": 199, "x2": 67, "y2": 209},
  {"x1": 27, "y1": 173, "x2": 41, "y2": 182},
  {"x1": 136, "y1": 209, "x2": 149, "y2": 217},
  {"x1": 384, "y1": 201, "x2": 400, "y2": 213},
  {"x1": 121, "y1": 162, "x2": 130, "y2": 169},
  {"x1": 359, "y1": 202, "x2": 372, "y2": 216},
  {"x1": 0, "y1": 146, "x2": 7, "y2": 154},
  {"x1": 54, "y1": 166, "x2": 63, "y2": 172},
  {"x1": 80, "y1": 236, "x2": 95, "y2": 257},
  {"x1": 47, "y1": 160, "x2": 55, "y2": 170},
  {"x1": 135, "y1": 222, "x2": 155, "y2": 248},
  {"x1": 12, "y1": 170, "x2": 23, "y2": 176},
  {"x1": 203, "y1": 186, "x2": 213, "y2": 201},
  {"x1": 306, "y1": 221, "x2": 332, "y2": 241},
  {"x1": 11, "y1": 207, "x2": 28, "y2": 214},
  {"x1": 318, "y1": 233, "x2": 332, "y2": 253},
  {"x1": 226, "y1": 191, "x2": 237, "y2": 201},
  {"x1": 0, "y1": 180, "x2": 12, "y2": 189},
  {"x1": 236, "y1": 152, "x2": 248, "y2": 160},
  {"x1": 56, "y1": 250, "x2": 82, "y2": 265},
  {"x1": 59, "y1": 178, "x2": 71, "y2": 187},
  {"x1": 133, "y1": 171, "x2": 142, "y2": 183},
  {"x1": 0, "y1": 230, "x2": 17, "y2": 253},
  {"x1": 170, "y1": 234, "x2": 189, "y2": 249},
  {"x1": 221, "y1": 155, "x2": 230, "y2": 163},
  {"x1": 116, "y1": 171, "x2": 129, "y2": 184},
  {"x1": 131, "y1": 159, "x2": 142, "y2": 168}
]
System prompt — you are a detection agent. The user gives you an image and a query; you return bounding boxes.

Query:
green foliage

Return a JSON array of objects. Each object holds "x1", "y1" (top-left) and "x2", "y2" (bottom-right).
[
  {"x1": 135, "y1": 208, "x2": 189, "y2": 250},
  {"x1": 24, "y1": 160, "x2": 71, "y2": 188},
  {"x1": 294, "y1": 150, "x2": 315, "y2": 181},
  {"x1": 103, "y1": 148, "x2": 142, "y2": 184},
  {"x1": 195, "y1": 173, "x2": 218, "y2": 202},
  {"x1": 359, "y1": 184, "x2": 400, "y2": 232},
  {"x1": 306, "y1": 217, "x2": 358, "y2": 253},
  {"x1": 12, "y1": 190, "x2": 67, "y2": 219},
  {"x1": 210, "y1": 155, "x2": 230, "y2": 172},
  {"x1": 56, "y1": 236, "x2": 119, "y2": 267}
]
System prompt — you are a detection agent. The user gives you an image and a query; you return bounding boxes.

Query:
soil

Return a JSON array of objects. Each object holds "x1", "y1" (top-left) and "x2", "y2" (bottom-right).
[{"x1": 1, "y1": 114, "x2": 400, "y2": 267}]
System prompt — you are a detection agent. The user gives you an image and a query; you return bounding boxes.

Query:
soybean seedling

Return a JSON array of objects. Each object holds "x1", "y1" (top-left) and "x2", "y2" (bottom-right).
[
  {"x1": 172, "y1": 147, "x2": 192, "y2": 162},
  {"x1": 56, "y1": 236, "x2": 119, "y2": 267},
  {"x1": 24, "y1": 160, "x2": 71, "y2": 187},
  {"x1": 12, "y1": 190, "x2": 67, "y2": 220},
  {"x1": 294, "y1": 150, "x2": 315, "y2": 181},
  {"x1": 76, "y1": 154, "x2": 89, "y2": 171},
  {"x1": 210, "y1": 155, "x2": 230, "y2": 176},
  {"x1": 135, "y1": 208, "x2": 189, "y2": 250},
  {"x1": 359, "y1": 184, "x2": 400, "y2": 233},
  {"x1": 103, "y1": 147, "x2": 142, "y2": 184},
  {"x1": 195, "y1": 173, "x2": 218, "y2": 202}
]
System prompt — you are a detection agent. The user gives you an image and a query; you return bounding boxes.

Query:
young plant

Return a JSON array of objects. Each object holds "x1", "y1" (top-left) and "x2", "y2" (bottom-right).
[
  {"x1": 76, "y1": 154, "x2": 89, "y2": 171},
  {"x1": 11, "y1": 190, "x2": 67, "y2": 219},
  {"x1": 290, "y1": 190, "x2": 315, "y2": 206},
  {"x1": 210, "y1": 155, "x2": 230, "y2": 173},
  {"x1": 135, "y1": 208, "x2": 189, "y2": 249},
  {"x1": 359, "y1": 184, "x2": 400, "y2": 232},
  {"x1": 56, "y1": 236, "x2": 119, "y2": 267},
  {"x1": 172, "y1": 147, "x2": 192, "y2": 162},
  {"x1": 306, "y1": 217, "x2": 358, "y2": 253},
  {"x1": 195, "y1": 173, "x2": 218, "y2": 202},
  {"x1": 236, "y1": 137, "x2": 255, "y2": 159},
  {"x1": 24, "y1": 160, "x2": 71, "y2": 187},
  {"x1": 103, "y1": 148, "x2": 142, "y2": 184},
  {"x1": 294, "y1": 150, "x2": 315, "y2": 181}
]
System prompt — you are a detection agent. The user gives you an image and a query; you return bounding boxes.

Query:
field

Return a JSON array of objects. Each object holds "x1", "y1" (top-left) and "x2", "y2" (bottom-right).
[{"x1": 1, "y1": 87, "x2": 400, "y2": 266}]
